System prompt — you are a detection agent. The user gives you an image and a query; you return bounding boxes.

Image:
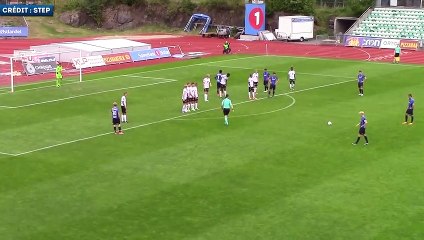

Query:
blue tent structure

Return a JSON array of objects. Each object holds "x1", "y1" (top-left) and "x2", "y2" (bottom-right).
[{"x1": 184, "y1": 14, "x2": 212, "y2": 34}]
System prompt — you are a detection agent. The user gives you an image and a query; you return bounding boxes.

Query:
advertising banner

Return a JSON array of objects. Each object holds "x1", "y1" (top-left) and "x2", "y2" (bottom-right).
[
  {"x1": 130, "y1": 47, "x2": 171, "y2": 62},
  {"x1": 72, "y1": 55, "x2": 106, "y2": 69},
  {"x1": 399, "y1": 39, "x2": 419, "y2": 50},
  {"x1": 291, "y1": 16, "x2": 314, "y2": 22},
  {"x1": 361, "y1": 37, "x2": 382, "y2": 48},
  {"x1": 244, "y1": 3, "x2": 266, "y2": 35},
  {"x1": 0, "y1": 4, "x2": 54, "y2": 16},
  {"x1": 344, "y1": 36, "x2": 382, "y2": 48},
  {"x1": 102, "y1": 53, "x2": 132, "y2": 65},
  {"x1": 22, "y1": 61, "x2": 57, "y2": 75},
  {"x1": 380, "y1": 39, "x2": 400, "y2": 49},
  {"x1": 344, "y1": 36, "x2": 363, "y2": 47},
  {"x1": 0, "y1": 27, "x2": 28, "y2": 37},
  {"x1": 22, "y1": 55, "x2": 56, "y2": 63}
]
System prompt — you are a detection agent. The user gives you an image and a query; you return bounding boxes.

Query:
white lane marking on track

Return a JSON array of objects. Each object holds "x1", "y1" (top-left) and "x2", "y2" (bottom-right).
[
  {"x1": 11, "y1": 78, "x2": 355, "y2": 157},
  {"x1": 354, "y1": 48, "x2": 371, "y2": 61},
  {"x1": 0, "y1": 79, "x2": 177, "y2": 109}
]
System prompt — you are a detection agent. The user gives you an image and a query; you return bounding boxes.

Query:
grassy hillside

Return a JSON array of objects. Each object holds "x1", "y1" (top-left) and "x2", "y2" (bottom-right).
[{"x1": 25, "y1": 17, "x2": 183, "y2": 38}]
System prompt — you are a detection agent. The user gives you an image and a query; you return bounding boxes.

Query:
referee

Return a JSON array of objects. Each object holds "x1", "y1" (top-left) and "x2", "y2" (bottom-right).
[
  {"x1": 221, "y1": 94, "x2": 234, "y2": 126},
  {"x1": 394, "y1": 45, "x2": 401, "y2": 64}
]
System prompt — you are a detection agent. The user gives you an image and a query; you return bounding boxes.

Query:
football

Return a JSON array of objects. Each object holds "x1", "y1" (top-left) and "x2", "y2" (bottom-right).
[{"x1": 327, "y1": 121, "x2": 332, "y2": 126}]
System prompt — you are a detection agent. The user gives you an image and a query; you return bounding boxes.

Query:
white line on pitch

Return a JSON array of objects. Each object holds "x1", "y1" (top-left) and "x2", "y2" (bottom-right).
[
  {"x1": 200, "y1": 64, "x2": 353, "y2": 79},
  {"x1": 265, "y1": 54, "x2": 424, "y2": 68},
  {"x1": 0, "y1": 75, "x2": 177, "y2": 96},
  {"x1": 0, "y1": 151, "x2": 17, "y2": 156},
  {"x1": 0, "y1": 56, "x2": 261, "y2": 95},
  {"x1": 12, "y1": 78, "x2": 355, "y2": 157},
  {"x1": 0, "y1": 79, "x2": 177, "y2": 109}
]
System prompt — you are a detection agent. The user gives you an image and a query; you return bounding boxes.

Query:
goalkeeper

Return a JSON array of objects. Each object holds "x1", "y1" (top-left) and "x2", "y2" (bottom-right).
[{"x1": 56, "y1": 62, "x2": 63, "y2": 87}]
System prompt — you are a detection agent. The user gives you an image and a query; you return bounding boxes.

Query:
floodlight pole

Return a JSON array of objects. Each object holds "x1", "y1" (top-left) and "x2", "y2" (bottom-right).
[
  {"x1": 10, "y1": 57, "x2": 14, "y2": 93},
  {"x1": 79, "y1": 50, "x2": 82, "y2": 83}
]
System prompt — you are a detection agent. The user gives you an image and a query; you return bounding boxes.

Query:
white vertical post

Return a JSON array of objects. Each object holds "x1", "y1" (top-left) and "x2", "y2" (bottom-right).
[
  {"x1": 10, "y1": 57, "x2": 14, "y2": 93},
  {"x1": 265, "y1": 43, "x2": 268, "y2": 56},
  {"x1": 79, "y1": 50, "x2": 82, "y2": 83}
]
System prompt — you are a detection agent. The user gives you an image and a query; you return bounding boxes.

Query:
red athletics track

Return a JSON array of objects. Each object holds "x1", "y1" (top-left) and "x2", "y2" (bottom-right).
[{"x1": 1, "y1": 35, "x2": 423, "y2": 87}]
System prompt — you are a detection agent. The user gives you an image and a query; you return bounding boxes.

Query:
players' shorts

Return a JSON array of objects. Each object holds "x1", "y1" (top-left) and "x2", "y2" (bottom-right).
[
  {"x1": 223, "y1": 108, "x2": 230, "y2": 115},
  {"x1": 289, "y1": 79, "x2": 295, "y2": 84},
  {"x1": 182, "y1": 99, "x2": 187, "y2": 103},
  {"x1": 359, "y1": 127, "x2": 366, "y2": 135},
  {"x1": 204, "y1": 88, "x2": 209, "y2": 93},
  {"x1": 112, "y1": 118, "x2": 120, "y2": 125},
  {"x1": 220, "y1": 84, "x2": 227, "y2": 91},
  {"x1": 254, "y1": 82, "x2": 258, "y2": 87},
  {"x1": 195, "y1": 97, "x2": 198, "y2": 102},
  {"x1": 216, "y1": 82, "x2": 221, "y2": 92},
  {"x1": 121, "y1": 106, "x2": 127, "y2": 114},
  {"x1": 248, "y1": 86, "x2": 254, "y2": 92},
  {"x1": 406, "y1": 109, "x2": 414, "y2": 115},
  {"x1": 394, "y1": 53, "x2": 400, "y2": 57},
  {"x1": 269, "y1": 84, "x2": 276, "y2": 90},
  {"x1": 358, "y1": 82, "x2": 363, "y2": 88},
  {"x1": 264, "y1": 80, "x2": 268, "y2": 85}
]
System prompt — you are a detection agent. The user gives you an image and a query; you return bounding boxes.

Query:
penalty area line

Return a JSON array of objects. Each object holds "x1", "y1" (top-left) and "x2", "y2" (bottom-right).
[
  {"x1": 12, "y1": 78, "x2": 355, "y2": 157},
  {"x1": 0, "y1": 55, "x2": 262, "y2": 95},
  {"x1": 0, "y1": 79, "x2": 178, "y2": 109}
]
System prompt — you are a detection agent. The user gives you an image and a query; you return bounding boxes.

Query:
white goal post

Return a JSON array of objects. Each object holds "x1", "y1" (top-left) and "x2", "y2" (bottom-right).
[{"x1": 7, "y1": 49, "x2": 83, "y2": 93}]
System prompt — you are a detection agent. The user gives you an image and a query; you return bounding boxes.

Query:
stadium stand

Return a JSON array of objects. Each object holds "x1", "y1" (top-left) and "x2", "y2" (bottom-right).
[{"x1": 352, "y1": 8, "x2": 424, "y2": 39}]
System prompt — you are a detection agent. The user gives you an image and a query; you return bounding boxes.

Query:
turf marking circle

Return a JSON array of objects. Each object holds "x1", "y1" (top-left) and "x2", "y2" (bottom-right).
[{"x1": 175, "y1": 94, "x2": 296, "y2": 121}]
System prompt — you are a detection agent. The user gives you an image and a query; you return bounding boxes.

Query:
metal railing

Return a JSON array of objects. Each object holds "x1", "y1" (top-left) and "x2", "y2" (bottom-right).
[{"x1": 345, "y1": 6, "x2": 373, "y2": 35}]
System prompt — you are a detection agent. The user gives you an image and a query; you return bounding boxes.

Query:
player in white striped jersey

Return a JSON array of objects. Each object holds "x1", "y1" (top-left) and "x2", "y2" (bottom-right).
[
  {"x1": 219, "y1": 73, "x2": 230, "y2": 98},
  {"x1": 188, "y1": 82, "x2": 197, "y2": 111},
  {"x1": 288, "y1": 66, "x2": 296, "y2": 91},
  {"x1": 203, "y1": 74, "x2": 211, "y2": 101},
  {"x1": 252, "y1": 70, "x2": 259, "y2": 94},
  {"x1": 182, "y1": 84, "x2": 189, "y2": 113},
  {"x1": 248, "y1": 74, "x2": 256, "y2": 100},
  {"x1": 194, "y1": 82, "x2": 199, "y2": 110},
  {"x1": 120, "y1": 92, "x2": 128, "y2": 123}
]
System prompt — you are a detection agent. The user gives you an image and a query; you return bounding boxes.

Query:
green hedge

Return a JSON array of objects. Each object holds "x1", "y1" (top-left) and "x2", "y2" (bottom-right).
[{"x1": 267, "y1": 0, "x2": 315, "y2": 16}]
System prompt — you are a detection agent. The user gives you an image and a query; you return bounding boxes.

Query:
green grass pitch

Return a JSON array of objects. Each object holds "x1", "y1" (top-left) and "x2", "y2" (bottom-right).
[{"x1": 0, "y1": 55, "x2": 423, "y2": 239}]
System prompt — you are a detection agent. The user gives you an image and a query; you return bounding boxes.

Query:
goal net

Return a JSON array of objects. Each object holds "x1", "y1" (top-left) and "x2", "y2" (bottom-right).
[{"x1": 0, "y1": 49, "x2": 83, "y2": 93}]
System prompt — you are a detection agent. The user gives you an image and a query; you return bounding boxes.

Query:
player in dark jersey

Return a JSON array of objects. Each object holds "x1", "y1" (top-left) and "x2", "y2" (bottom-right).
[
  {"x1": 403, "y1": 93, "x2": 415, "y2": 125},
  {"x1": 353, "y1": 111, "x2": 368, "y2": 145},
  {"x1": 268, "y1": 72, "x2": 278, "y2": 97},
  {"x1": 215, "y1": 70, "x2": 223, "y2": 96},
  {"x1": 357, "y1": 70, "x2": 366, "y2": 96},
  {"x1": 112, "y1": 102, "x2": 124, "y2": 135},
  {"x1": 263, "y1": 68, "x2": 270, "y2": 92}
]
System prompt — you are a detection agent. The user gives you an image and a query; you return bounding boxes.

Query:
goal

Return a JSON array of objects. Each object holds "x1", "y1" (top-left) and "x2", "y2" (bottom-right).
[{"x1": 1, "y1": 49, "x2": 83, "y2": 93}]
